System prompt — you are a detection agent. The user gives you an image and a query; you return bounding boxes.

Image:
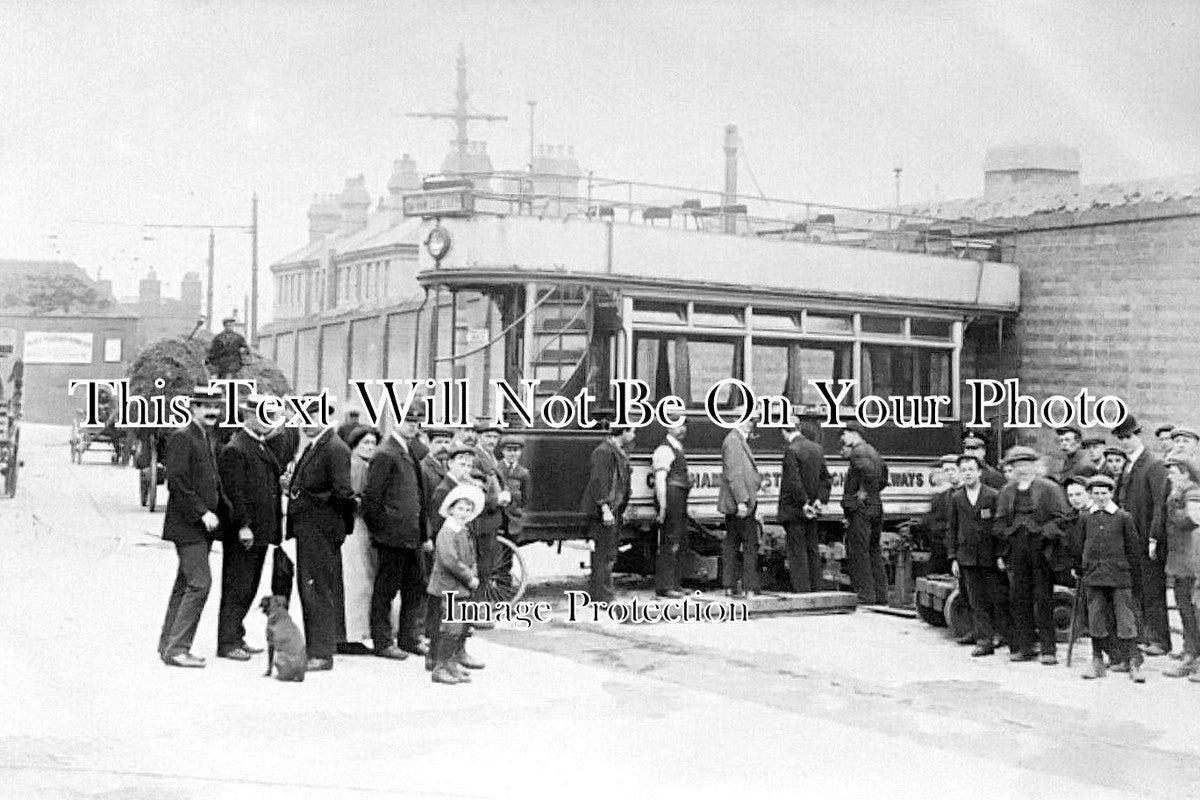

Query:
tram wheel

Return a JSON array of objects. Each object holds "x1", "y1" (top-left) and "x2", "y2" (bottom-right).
[{"x1": 479, "y1": 536, "x2": 528, "y2": 604}]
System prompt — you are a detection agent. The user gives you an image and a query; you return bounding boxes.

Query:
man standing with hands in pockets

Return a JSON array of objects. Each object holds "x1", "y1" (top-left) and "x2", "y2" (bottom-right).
[{"x1": 718, "y1": 409, "x2": 762, "y2": 599}]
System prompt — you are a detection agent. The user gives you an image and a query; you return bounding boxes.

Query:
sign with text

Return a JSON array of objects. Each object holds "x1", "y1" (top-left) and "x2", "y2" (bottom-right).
[
  {"x1": 23, "y1": 331, "x2": 93, "y2": 364},
  {"x1": 402, "y1": 189, "x2": 474, "y2": 218}
]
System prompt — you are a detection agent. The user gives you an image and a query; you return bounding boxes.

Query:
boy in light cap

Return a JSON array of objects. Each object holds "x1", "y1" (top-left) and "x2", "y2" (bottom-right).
[{"x1": 427, "y1": 483, "x2": 486, "y2": 685}]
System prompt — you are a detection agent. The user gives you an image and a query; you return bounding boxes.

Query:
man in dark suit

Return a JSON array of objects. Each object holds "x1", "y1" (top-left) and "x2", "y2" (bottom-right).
[
  {"x1": 581, "y1": 420, "x2": 635, "y2": 603},
  {"x1": 497, "y1": 434, "x2": 530, "y2": 543},
  {"x1": 157, "y1": 387, "x2": 225, "y2": 668},
  {"x1": 718, "y1": 411, "x2": 762, "y2": 598},
  {"x1": 840, "y1": 421, "x2": 889, "y2": 604},
  {"x1": 473, "y1": 419, "x2": 511, "y2": 601},
  {"x1": 652, "y1": 421, "x2": 691, "y2": 598},
  {"x1": 215, "y1": 394, "x2": 284, "y2": 661},
  {"x1": 287, "y1": 409, "x2": 355, "y2": 671},
  {"x1": 777, "y1": 418, "x2": 831, "y2": 593},
  {"x1": 948, "y1": 454, "x2": 1007, "y2": 656},
  {"x1": 361, "y1": 408, "x2": 431, "y2": 659},
  {"x1": 1114, "y1": 414, "x2": 1171, "y2": 656},
  {"x1": 1054, "y1": 425, "x2": 1098, "y2": 485}
]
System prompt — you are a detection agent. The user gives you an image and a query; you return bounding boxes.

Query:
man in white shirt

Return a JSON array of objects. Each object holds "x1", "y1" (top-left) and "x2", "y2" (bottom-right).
[{"x1": 652, "y1": 421, "x2": 690, "y2": 599}]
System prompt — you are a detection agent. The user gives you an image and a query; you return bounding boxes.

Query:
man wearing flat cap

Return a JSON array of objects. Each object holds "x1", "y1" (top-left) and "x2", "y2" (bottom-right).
[
  {"x1": 913, "y1": 455, "x2": 961, "y2": 580},
  {"x1": 158, "y1": 387, "x2": 227, "y2": 668},
  {"x1": 1170, "y1": 427, "x2": 1200, "y2": 464},
  {"x1": 1053, "y1": 425, "x2": 1097, "y2": 486},
  {"x1": 1162, "y1": 457, "x2": 1200, "y2": 676},
  {"x1": 840, "y1": 421, "x2": 890, "y2": 604},
  {"x1": 497, "y1": 434, "x2": 529, "y2": 544},
  {"x1": 963, "y1": 433, "x2": 1006, "y2": 490},
  {"x1": 361, "y1": 407, "x2": 431, "y2": 659},
  {"x1": 472, "y1": 418, "x2": 511, "y2": 601},
  {"x1": 1113, "y1": 414, "x2": 1172, "y2": 656},
  {"x1": 1081, "y1": 437, "x2": 1108, "y2": 476},
  {"x1": 215, "y1": 394, "x2": 284, "y2": 662},
  {"x1": 207, "y1": 316, "x2": 249, "y2": 379},
  {"x1": 582, "y1": 419, "x2": 635, "y2": 603},
  {"x1": 1155, "y1": 424, "x2": 1177, "y2": 458},
  {"x1": 995, "y1": 445, "x2": 1069, "y2": 664}
]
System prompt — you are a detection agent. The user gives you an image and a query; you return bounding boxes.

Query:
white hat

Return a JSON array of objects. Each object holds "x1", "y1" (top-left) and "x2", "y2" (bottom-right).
[{"x1": 439, "y1": 483, "x2": 486, "y2": 523}]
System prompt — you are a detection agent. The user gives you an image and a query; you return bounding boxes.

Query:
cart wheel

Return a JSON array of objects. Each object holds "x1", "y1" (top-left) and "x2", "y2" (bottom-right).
[
  {"x1": 479, "y1": 536, "x2": 528, "y2": 604},
  {"x1": 147, "y1": 441, "x2": 159, "y2": 512},
  {"x1": 945, "y1": 588, "x2": 973, "y2": 639}
]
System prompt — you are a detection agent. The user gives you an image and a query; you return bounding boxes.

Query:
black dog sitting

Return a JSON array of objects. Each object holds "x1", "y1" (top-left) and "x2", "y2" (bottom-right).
[{"x1": 259, "y1": 595, "x2": 307, "y2": 682}]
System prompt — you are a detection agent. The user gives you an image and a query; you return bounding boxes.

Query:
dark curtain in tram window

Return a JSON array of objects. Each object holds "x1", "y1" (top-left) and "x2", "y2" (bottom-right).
[
  {"x1": 674, "y1": 337, "x2": 691, "y2": 403},
  {"x1": 654, "y1": 337, "x2": 674, "y2": 400},
  {"x1": 786, "y1": 343, "x2": 804, "y2": 403},
  {"x1": 589, "y1": 332, "x2": 612, "y2": 405}
]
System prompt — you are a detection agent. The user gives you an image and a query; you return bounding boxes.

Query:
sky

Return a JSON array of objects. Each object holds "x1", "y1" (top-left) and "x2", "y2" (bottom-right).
[{"x1": 2, "y1": 0, "x2": 1198, "y2": 327}]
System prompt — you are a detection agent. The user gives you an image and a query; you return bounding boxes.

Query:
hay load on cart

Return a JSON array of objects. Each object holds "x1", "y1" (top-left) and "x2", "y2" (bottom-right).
[{"x1": 128, "y1": 331, "x2": 291, "y2": 511}]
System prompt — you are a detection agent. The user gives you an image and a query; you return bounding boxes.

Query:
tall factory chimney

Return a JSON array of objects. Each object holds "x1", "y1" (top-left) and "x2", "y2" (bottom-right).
[{"x1": 723, "y1": 124, "x2": 738, "y2": 234}]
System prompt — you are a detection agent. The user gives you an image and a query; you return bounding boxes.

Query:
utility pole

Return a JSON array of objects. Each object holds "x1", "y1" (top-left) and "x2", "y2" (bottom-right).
[
  {"x1": 893, "y1": 166, "x2": 903, "y2": 207},
  {"x1": 205, "y1": 228, "x2": 215, "y2": 326},
  {"x1": 250, "y1": 193, "x2": 259, "y2": 342},
  {"x1": 527, "y1": 100, "x2": 537, "y2": 172},
  {"x1": 723, "y1": 124, "x2": 739, "y2": 235}
]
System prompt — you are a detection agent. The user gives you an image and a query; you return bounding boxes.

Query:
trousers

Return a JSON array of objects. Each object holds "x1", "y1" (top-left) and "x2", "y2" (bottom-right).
[
  {"x1": 1007, "y1": 535, "x2": 1056, "y2": 655},
  {"x1": 216, "y1": 542, "x2": 268, "y2": 653},
  {"x1": 785, "y1": 519, "x2": 823, "y2": 593},
  {"x1": 370, "y1": 543, "x2": 427, "y2": 650},
  {"x1": 589, "y1": 520, "x2": 620, "y2": 602},
  {"x1": 655, "y1": 487, "x2": 689, "y2": 593},
  {"x1": 1174, "y1": 576, "x2": 1199, "y2": 656},
  {"x1": 296, "y1": 529, "x2": 344, "y2": 660},
  {"x1": 845, "y1": 506, "x2": 887, "y2": 604},
  {"x1": 1136, "y1": 551, "x2": 1172, "y2": 651},
  {"x1": 960, "y1": 564, "x2": 1011, "y2": 645},
  {"x1": 1086, "y1": 585, "x2": 1137, "y2": 640},
  {"x1": 722, "y1": 514, "x2": 759, "y2": 592},
  {"x1": 159, "y1": 541, "x2": 212, "y2": 658}
]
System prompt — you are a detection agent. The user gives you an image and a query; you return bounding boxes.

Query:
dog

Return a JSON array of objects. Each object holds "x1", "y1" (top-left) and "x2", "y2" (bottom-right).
[{"x1": 259, "y1": 595, "x2": 307, "y2": 682}]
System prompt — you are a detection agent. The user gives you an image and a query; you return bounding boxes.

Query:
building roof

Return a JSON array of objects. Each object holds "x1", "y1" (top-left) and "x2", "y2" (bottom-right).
[
  {"x1": 903, "y1": 172, "x2": 1200, "y2": 225},
  {"x1": 271, "y1": 214, "x2": 423, "y2": 272}
]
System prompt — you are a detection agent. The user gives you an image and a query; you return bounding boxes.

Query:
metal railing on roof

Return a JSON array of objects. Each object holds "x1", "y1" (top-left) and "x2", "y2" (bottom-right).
[{"x1": 426, "y1": 171, "x2": 1017, "y2": 262}]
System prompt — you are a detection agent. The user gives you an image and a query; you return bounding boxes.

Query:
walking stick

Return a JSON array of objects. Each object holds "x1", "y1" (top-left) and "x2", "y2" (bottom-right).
[{"x1": 1066, "y1": 573, "x2": 1084, "y2": 667}]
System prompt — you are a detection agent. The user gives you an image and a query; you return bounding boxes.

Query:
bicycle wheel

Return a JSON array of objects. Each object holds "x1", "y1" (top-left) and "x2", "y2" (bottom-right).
[{"x1": 479, "y1": 536, "x2": 528, "y2": 604}]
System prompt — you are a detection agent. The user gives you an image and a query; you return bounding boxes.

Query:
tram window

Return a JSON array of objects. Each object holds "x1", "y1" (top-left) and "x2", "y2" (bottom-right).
[
  {"x1": 632, "y1": 300, "x2": 686, "y2": 325},
  {"x1": 861, "y1": 315, "x2": 905, "y2": 336},
  {"x1": 692, "y1": 304, "x2": 745, "y2": 328},
  {"x1": 752, "y1": 311, "x2": 800, "y2": 331},
  {"x1": 633, "y1": 334, "x2": 743, "y2": 407},
  {"x1": 862, "y1": 345, "x2": 951, "y2": 398},
  {"x1": 805, "y1": 313, "x2": 853, "y2": 335},
  {"x1": 911, "y1": 318, "x2": 954, "y2": 340},
  {"x1": 753, "y1": 340, "x2": 851, "y2": 406}
]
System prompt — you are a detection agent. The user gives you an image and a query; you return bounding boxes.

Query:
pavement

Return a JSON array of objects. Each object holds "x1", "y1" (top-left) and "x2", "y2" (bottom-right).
[{"x1": 2, "y1": 423, "x2": 1199, "y2": 799}]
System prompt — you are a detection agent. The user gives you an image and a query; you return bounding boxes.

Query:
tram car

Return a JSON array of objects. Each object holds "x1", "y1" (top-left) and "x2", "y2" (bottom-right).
[{"x1": 262, "y1": 175, "x2": 1022, "y2": 602}]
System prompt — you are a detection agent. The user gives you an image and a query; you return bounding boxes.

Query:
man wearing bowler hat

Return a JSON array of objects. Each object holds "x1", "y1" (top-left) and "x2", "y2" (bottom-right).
[
  {"x1": 361, "y1": 406, "x2": 431, "y2": 659},
  {"x1": 215, "y1": 393, "x2": 284, "y2": 661},
  {"x1": 840, "y1": 420, "x2": 890, "y2": 604},
  {"x1": 1113, "y1": 414, "x2": 1172, "y2": 656},
  {"x1": 158, "y1": 386, "x2": 227, "y2": 668},
  {"x1": 287, "y1": 395, "x2": 355, "y2": 671},
  {"x1": 995, "y1": 445, "x2": 1069, "y2": 664}
]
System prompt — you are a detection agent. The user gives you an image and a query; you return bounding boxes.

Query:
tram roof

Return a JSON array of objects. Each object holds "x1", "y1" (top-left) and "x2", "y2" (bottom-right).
[{"x1": 416, "y1": 214, "x2": 1020, "y2": 314}]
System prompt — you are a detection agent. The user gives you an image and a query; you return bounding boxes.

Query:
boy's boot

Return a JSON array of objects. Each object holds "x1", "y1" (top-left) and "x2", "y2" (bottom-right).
[
  {"x1": 457, "y1": 633, "x2": 486, "y2": 670},
  {"x1": 1126, "y1": 639, "x2": 1146, "y2": 683},
  {"x1": 1164, "y1": 653, "x2": 1197, "y2": 678},
  {"x1": 1082, "y1": 639, "x2": 1107, "y2": 679},
  {"x1": 431, "y1": 634, "x2": 461, "y2": 685}
]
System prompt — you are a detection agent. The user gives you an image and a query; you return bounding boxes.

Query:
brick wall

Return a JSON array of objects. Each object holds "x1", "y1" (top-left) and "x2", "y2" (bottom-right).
[{"x1": 1008, "y1": 212, "x2": 1200, "y2": 450}]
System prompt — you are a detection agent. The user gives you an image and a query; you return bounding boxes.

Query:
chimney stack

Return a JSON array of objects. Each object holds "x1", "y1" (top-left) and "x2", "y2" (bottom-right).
[{"x1": 723, "y1": 124, "x2": 738, "y2": 234}]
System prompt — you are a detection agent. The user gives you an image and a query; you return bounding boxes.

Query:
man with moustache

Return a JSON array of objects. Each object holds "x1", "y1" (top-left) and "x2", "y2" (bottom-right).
[
  {"x1": 652, "y1": 420, "x2": 692, "y2": 599},
  {"x1": 421, "y1": 427, "x2": 454, "y2": 512},
  {"x1": 287, "y1": 396, "x2": 356, "y2": 671},
  {"x1": 361, "y1": 408, "x2": 431, "y2": 659},
  {"x1": 215, "y1": 394, "x2": 284, "y2": 662},
  {"x1": 1053, "y1": 425, "x2": 1097, "y2": 485},
  {"x1": 1113, "y1": 415, "x2": 1171, "y2": 657},
  {"x1": 158, "y1": 386, "x2": 226, "y2": 668},
  {"x1": 778, "y1": 418, "x2": 832, "y2": 594}
]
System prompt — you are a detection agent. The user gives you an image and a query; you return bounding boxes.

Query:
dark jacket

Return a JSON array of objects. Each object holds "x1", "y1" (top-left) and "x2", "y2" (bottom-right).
[
  {"x1": 421, "y1": 452, "x2": 448, "y2": 513},
  {"x1": 218, "y1": 429, "x2": 283, "y2": 547},
  {"x1": 427, "y1": 520, "x2": 477, "y2": 597},
  {"x1": 1055, "y1": 449, "x2": 1098, "y2": 485},
  {"x1": 498, "y1": 458, "x2": 530, "y2": 539},
  {"x1": 1075, "y1": 506, "x2": 1142, "y2": 589},
  {"x1": 473, "y1": 445, "x2": 506, "y2": 536},
  {"x1": 980, "y1": 463, "x2": 1007, "y2": 490},
  {"x1": 921, "y1": 487, "x2": 955, "y2": 553},
  {"x1": 994, "y1": 477, "x2": 1069, "y2": 559},
  {"x1": 842, "y1": 441, "x2": 888, "y2": 514},
  {"x1": 777, "y1": 434, "x2": 832, "y2": 524},
  {"x1": 946, "y1": 484, "x2": 1000, "y2": 567},
  {"x1": 1121, "y1": 449, "x2": 1168, "y2": 546},
  {"x1": 361, "y1": 434, "x2": 429, "y2": 549},
  {"x1": 286, "y1": 428, "x2": 355, "y2": 543},
  {"x1": 580, "y1": 438, "x2": 632, "y2": 520},
  {"x1": 429, "y1": 473, "x2": 484, "y2": 534},
  {"x1": 163, "y1": 422, "x2": 223, "y2": 545},
  {"x1": 1164, "y1": 484, "x2": 1198, "y2": 579},
  {"x1": 265, "y1": 425, "x2": 300, "y2": 467}
]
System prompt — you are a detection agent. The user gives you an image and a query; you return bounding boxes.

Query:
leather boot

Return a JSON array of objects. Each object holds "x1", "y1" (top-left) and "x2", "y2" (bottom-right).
[
  {"x1": 1082, "y1": 657, "x2": 1106, "y2": 679},
  {"x1": 1164, "y1": 655, "x2": 1197, "y2": 678},
  {"x1": 456, "y1": 638, "x2": 486, "y2": 670},
  {"x1": 431, "y1": 634, "x2": 461, "y2": 685}
]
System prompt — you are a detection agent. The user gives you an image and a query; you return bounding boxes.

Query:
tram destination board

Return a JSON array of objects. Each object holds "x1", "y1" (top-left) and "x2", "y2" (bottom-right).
[{"x1": 402, "y1": 188, "x2": 474, "y2": 218}]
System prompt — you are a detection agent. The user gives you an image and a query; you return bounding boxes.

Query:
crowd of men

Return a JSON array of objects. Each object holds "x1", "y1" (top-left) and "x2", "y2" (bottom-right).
[{"x1": 156, "y1": 387, "x2": 527, "y2": 685}]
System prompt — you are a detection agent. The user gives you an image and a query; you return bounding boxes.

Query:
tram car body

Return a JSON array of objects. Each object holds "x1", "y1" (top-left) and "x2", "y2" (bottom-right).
[{"x1": 263, "y1": 177, "x2": 1021, "y2": 595}]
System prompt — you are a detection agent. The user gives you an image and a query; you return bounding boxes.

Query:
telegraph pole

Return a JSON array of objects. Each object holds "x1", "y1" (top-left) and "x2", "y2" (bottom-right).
[{"x1": 205, "y1": 228, "x2": 215, "y2": 326}]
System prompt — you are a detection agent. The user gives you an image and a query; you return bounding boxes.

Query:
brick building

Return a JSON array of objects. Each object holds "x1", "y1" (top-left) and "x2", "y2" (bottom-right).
[{"x1": 905, "y1": 147, "x2": 1200, "y2": 447}]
